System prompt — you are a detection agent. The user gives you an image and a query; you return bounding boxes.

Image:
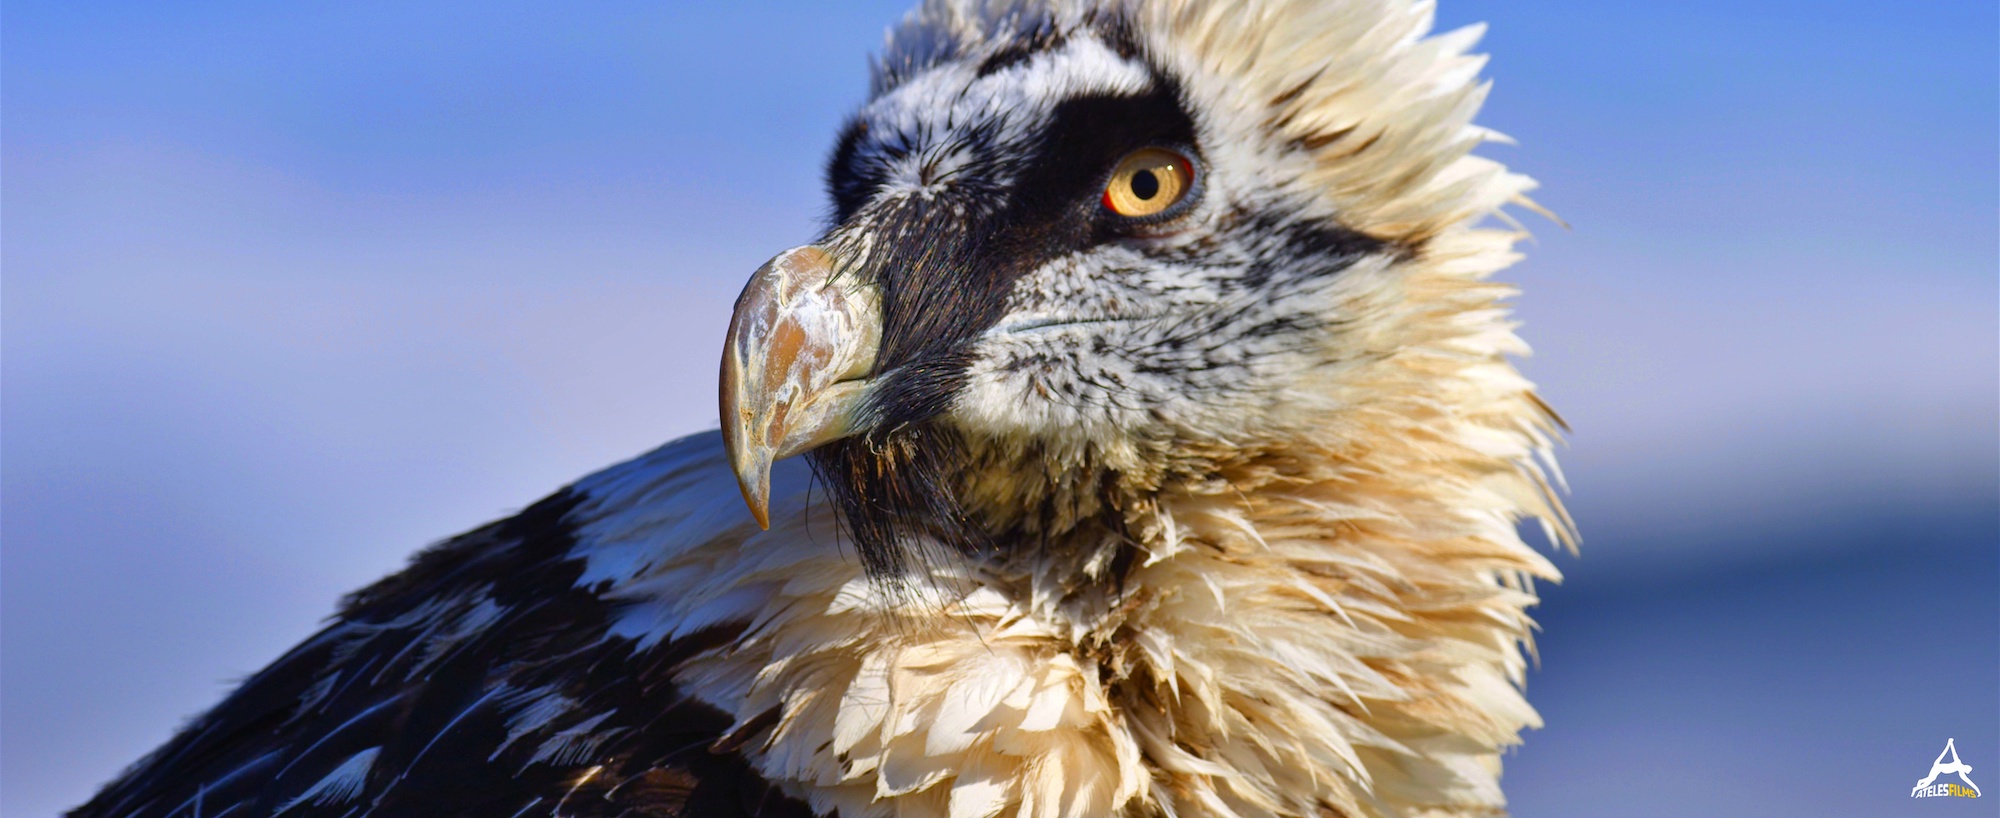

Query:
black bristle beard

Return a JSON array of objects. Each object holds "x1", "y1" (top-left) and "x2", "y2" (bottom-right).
[{"x1": 806, "y1": 424, "x2": 991, "y2": 585}]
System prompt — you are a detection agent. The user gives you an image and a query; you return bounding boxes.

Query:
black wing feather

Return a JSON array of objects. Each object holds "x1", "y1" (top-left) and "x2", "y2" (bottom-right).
[{"x1": 70, "y1": 489, "x2": 810, "y2": 818}]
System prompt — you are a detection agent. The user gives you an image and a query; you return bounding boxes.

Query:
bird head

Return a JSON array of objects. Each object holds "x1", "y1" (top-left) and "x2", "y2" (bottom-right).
[{"x1": 721, "y1": 0, "x2": 1545, "y2": 581}]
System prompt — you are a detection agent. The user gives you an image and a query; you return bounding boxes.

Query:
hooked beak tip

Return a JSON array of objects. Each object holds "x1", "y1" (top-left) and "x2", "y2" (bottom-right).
[
  {"x1": 726, "y1": 432, "x2": 774, "y2": 530},
  {"x1": 736, "y1": 468, "x2": 772, "y2": 530}
]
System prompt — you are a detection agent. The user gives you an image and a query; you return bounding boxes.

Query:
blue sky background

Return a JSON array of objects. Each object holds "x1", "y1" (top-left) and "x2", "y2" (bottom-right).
[{"x1": 5, "y1": 2, "x2": 1995, "y2": 815}]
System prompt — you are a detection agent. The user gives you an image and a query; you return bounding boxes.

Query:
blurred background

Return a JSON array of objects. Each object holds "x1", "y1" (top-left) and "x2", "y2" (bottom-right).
[{"x1": 4, "y1": 1, "x2": 1994, "y2": 815}]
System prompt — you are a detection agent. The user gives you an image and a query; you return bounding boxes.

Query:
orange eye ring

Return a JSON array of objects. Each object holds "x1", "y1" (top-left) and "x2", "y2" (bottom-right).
[{"x1": 1102, "y1": 148, "x2": 1195, "y2": 219}]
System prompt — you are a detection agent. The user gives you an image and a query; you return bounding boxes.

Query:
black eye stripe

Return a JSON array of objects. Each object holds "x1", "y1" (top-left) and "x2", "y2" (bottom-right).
[
  {"x1": 1008, "y1": 81, "x2": 1200, "y2": 221},
  {"x1": 816, "y1": 68, "x2": 1206, "y2": 440}
]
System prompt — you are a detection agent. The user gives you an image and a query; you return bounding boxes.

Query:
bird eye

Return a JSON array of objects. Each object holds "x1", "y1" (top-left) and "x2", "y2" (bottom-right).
[{"x1": 1102, "y1": 148, "x2": 1195, "y2": 219}]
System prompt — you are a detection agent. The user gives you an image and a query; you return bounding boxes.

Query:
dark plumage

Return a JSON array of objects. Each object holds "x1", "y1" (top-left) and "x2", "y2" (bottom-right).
[{"x1": 74, "y1": 488, "x2": 812, "y2": 817}]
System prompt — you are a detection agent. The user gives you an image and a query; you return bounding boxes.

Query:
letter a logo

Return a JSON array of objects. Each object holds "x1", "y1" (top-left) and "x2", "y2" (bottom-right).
[{"x1": 1913, "y1": 738, "x2": 1981, "y2": 798}]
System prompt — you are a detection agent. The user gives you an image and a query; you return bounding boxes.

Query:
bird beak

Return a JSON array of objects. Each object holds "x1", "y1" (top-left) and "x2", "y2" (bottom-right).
[{"x1": 719, "y1": 245, "x2": 881, "y2": 528}]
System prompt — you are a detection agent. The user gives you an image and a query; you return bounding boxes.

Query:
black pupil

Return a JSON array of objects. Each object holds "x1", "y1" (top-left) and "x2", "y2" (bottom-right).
[{"x1": 1131, "y1": 168, "x2": 1160, "y2": 200}]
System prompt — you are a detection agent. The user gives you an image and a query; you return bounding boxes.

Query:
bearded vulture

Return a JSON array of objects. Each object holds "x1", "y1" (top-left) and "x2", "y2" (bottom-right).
[{"x1": 72, "y1": 1, "x2": 1572, "y2": 816}]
